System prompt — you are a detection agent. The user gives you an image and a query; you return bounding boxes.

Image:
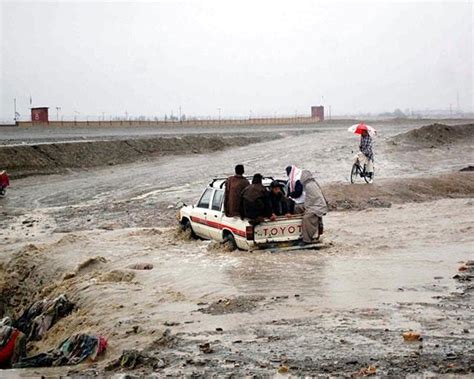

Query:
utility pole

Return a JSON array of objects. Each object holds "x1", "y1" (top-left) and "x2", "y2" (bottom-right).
[
  {"x1": 13, "y1": 98, "x2": 17, "y2": 121},
  {"x1": 56, "y1": 107, "x2": 61, "y2": 121}
]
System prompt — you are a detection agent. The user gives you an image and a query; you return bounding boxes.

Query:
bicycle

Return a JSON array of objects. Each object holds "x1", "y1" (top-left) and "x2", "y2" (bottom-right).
[{"x1": 350, "y1": 156, "x2": 374, "y2": 184}]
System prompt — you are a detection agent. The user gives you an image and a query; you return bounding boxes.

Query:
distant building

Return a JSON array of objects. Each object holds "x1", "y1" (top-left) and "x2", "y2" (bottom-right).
[
  {"x1": 31, "y1": 107, "x2": 49, "y2": 123},
  {"x1": 311, "y1": 106, "x2": 324, "y2": 121}
]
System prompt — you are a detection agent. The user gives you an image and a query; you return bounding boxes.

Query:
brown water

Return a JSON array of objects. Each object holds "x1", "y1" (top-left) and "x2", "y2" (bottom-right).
[{"x1": 1, "y1": 121, "x2": 473, "y2": 377}]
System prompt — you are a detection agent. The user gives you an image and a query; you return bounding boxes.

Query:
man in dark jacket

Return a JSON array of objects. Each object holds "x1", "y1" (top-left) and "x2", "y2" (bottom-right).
[
  {"x1": 269, "y1": 181, "x2": 293, "y2": 217},
  {"x1": 224, "y1": 164, "x2": 250, "y2": 217},
  {"x1": 240, "y1": 173, "x2": 271, "y2": 222}
]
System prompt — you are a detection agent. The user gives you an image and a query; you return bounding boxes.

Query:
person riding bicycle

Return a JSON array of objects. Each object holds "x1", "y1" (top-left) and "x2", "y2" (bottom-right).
[{"x1": 357, "y1": 130, "x2": 374, "y2": 178}]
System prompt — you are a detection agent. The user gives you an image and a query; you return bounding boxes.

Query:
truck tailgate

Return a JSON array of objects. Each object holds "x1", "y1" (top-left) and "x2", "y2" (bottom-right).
[{"x1": 253, "y1": 216, "x2": 303, "y2": 243}]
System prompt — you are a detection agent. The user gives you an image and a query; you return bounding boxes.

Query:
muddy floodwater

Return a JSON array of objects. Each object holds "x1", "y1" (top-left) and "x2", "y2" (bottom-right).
[{"x1": 1, "y1": 120, "x2": 473, "y2": 377}]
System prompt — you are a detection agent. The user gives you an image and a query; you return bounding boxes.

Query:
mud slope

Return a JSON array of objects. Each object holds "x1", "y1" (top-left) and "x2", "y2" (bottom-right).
[
  {"x1": 389, "y1": 123, "x2": 474, "y2": 149},
  {"x1": 326, "y1": 171, "x2": 474, "y2": 210},
  {"x1": 0, "y1": 135, "x2": 272, "y2": 177}
]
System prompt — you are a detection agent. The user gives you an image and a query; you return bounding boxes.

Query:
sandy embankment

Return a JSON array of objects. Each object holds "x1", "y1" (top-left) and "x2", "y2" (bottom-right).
[
  {"x1": 389, "y1": 122, "x2": 474, "y2": 149},
  {"x1": 0, "y1": 135, "x2": 275, "y2": 178},
  {"x1": 326, "y1": 172, "x2": 474, "y2": 210}
]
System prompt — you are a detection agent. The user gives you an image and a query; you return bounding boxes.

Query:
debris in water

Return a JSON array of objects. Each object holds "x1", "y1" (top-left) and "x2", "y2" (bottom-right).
[
  {"x1": 128, "y1": 263, "x2": 154, "y2": 270},
  {"x1": 355, "y1": 365, "x2": 377, "y2": 376},
  {"x1": 109, "y1": 349, "x2": 166, "y2": 370},
  {"x1": 0, "y1": 322, "x2": 27, "y2": 367},
  {"x1": 13, "y1": 334, "x2": 107, "y2": 368},
  {"x1": 163, "y1": 321, "x2": 180, "y2": 327},
  {"x1": 198, "y1": 296, "x2": 264, "y2": 315},
  {"x1": 199, "y1": 342, "x2": 213, "y2": 354},
  {"x1": 14, "y1": 294, "x2": 74, "y2": 341}
]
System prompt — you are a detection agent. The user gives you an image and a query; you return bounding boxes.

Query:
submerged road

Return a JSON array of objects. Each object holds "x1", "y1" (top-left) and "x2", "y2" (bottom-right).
[
  {"x1": 0, "y1": 123, "x2": 346, "y2": 146},
  {"x1": 1, "y1": 120, "x2": 471, "y2": 233}
]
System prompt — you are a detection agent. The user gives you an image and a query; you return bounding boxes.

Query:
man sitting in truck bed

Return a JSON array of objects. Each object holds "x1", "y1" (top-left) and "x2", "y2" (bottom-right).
[
  {"x1": 269, "y1": 180, "x2": 294, "y2": 219},
  {"x1": 240, "y1": 173, "x2": 272, "y2": 224},
  {"x1": 224, "y1": 164, "x2": 250, "y2": 217}
]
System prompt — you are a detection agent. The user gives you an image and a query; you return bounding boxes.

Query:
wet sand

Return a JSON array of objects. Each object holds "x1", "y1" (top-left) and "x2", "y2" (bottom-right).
[{"x1": 0, "y1": 120, "x2": 473, "y2": 377}]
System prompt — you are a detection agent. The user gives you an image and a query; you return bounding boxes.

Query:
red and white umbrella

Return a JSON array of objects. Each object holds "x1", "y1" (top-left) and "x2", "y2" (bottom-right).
[{"x1": 348, "y1": 123, "x2": 377, "y2": 136}]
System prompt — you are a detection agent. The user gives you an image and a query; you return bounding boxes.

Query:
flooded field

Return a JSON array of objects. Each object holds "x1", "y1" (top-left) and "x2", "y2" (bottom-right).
[{"x1": 1, "y1": 120, "x2": 473, "y2": 377}]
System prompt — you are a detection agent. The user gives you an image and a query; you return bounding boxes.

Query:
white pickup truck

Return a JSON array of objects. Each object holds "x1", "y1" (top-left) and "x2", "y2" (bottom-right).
[{"x1": 178, "y1": 177, "x2": 321, "y2": 251}]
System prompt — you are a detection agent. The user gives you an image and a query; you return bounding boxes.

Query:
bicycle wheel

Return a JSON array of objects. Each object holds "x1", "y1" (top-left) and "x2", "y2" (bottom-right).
[
  {"x1": 364, "y1": 168, "x2": 374, "y2": 184},
  {"x1": 350, "y1": 164, "x2": 359, "y2": 183}
]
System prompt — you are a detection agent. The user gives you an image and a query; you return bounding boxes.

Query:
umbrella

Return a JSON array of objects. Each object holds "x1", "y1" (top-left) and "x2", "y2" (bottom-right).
[{"x1": 348, "y1": 123, "x2": 377, "y2": 136}]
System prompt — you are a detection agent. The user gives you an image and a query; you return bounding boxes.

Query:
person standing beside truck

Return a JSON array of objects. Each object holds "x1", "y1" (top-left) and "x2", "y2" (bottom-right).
[
  {"x1": 224, "y1": 164, "x2": 250, "y2": 217},
  {"x1": 299, "y1": 170, "x2": 328, "y2": 244}
]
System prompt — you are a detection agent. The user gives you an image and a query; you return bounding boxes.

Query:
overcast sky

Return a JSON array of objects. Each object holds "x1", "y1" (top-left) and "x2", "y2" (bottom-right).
[{"x1": 1, "y1": 0, "x2": 472, "y2": 121}]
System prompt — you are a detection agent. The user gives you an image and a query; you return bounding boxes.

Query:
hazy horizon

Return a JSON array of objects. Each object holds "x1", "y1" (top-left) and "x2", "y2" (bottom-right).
[{"x1": 1, "y1": 0, "x2": 472, "y2": 122}]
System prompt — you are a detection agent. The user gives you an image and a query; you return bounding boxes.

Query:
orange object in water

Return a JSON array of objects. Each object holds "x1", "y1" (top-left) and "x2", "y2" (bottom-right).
[
  {"x1": 402, "y1": 331, "x2": 421, "y2": 341},
  {"x1": 357, "y1": 365, "x2": 377, "y2": 376}
]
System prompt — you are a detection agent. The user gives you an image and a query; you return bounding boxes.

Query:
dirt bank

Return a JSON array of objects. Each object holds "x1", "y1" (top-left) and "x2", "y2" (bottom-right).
[
  {"x1": 325, "y1": 171, "x2": 474, "y2": 211},
  {"x1": 389, "y1": 123, "x2": 474, "y2": 149},
  {"x1": 0, "y1": 135, "x2": 274, "y2": 178}
]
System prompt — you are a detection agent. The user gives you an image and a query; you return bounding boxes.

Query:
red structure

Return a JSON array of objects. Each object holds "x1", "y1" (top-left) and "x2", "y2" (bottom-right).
[
  {"x1": 31, "y1": 107, "x2": 49, "y2": 123},
  {"x1": 311, "y1": 106, "x2": 324, "y2": 121}
]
